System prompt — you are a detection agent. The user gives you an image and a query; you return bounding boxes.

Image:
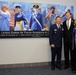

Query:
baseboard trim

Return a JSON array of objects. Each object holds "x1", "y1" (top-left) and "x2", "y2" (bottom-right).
[{"x1": 0, "y1": 61, "x2": 64, "y2": 69}]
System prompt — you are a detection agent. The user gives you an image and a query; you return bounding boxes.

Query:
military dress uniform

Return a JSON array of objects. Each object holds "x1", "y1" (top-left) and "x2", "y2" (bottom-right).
[
  {"x1": 30, "y1": 13, "x2": 43, "y2": 31},
  {"x1": 30, "y1": 5, "x2": 43, "y2": 31},
  {"x1": 49, "y1": 24, "x2": 62, "y2": 70},
  {"x1": 14, "y1": 5, "x2": 27, "y2": 31},
  {"x1": 14, "y1": 12, "x2": 27, "y2": 30}
]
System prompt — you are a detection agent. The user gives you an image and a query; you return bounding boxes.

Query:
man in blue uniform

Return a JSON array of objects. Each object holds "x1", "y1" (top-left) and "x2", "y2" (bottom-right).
[
  {"x1": 30, "y1": 4, "x2": 43, "y2": 31},
  {"x1": 14, "y1": 5, "x2": 28, "y2": 31},
  {"x1": 0, "y1": 4, "x2": 10, "y2": 31},
  {"x1": 49, "y1": 16, "x2": 62, "y2": 70}
]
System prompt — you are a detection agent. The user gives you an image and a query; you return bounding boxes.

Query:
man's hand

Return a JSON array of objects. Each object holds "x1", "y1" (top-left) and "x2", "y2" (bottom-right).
[
  {"x1": 51, "y1": 44, "x2": 55, "y2": 48},
  {"x1": 45, "y1": 9, "x2": 53, "y2": 18}
]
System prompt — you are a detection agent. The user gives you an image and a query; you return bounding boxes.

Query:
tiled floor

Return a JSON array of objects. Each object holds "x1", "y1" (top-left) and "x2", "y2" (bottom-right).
[{"x1": 0, "y1": 66, "x2": 76, "y2": 75}]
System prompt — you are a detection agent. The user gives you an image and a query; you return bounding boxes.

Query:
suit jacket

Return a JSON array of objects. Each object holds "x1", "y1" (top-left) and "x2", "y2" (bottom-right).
[
  {"x1": 49, "y1": 24, "x2": 62, "y2": 47},
  {"x1": 63, "y1": 18, "x2": 74, "y2": 44}
]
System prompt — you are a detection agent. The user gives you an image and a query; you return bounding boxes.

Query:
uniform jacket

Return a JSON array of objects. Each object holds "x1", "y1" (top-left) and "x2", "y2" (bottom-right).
[
  {"x1": 49, "y1": 24, "x2": 62, "y2": 47},
  {"x1": 30, "y1": 13, "x2": 43, "y2": 31}
]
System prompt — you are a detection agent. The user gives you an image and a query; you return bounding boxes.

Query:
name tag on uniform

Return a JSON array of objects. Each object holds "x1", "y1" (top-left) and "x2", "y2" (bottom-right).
[
  {"x1": 62, "y1": 28, "x2": 64, "y2": 31},
  {"x1": 54, "y1": 29, "x2": 57, "y2": 33}
]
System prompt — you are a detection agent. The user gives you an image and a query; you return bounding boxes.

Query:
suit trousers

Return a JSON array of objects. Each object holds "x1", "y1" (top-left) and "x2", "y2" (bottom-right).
[
  {"x1": 51, "y1": 47, "x2": 62, "y2": 67},
  {"x1": 64, "y1": 39, "x2": 72, "y2": 66}
]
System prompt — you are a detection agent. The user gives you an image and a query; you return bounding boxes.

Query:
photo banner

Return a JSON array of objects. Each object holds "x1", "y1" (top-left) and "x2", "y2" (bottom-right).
[{"x1": 0, "y1": 1, "x2": 74, "y2": 38}]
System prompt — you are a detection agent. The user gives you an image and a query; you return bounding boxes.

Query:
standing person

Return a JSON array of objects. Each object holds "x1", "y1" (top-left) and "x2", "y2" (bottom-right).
[
  {"x1": 63, "y1": 11, "x2": 74, "y2": 69},
  {"x1": 45, "y1": 6, "x2": 56, "y2": 29},
  {"x1": 0, "y1": 4, "x2": 10, "y2": 31},
  {"x1": 71, "y1": 19, "x2": 76, "y2": 73},
  {"x1": 14, "y1": 5, "x2": 28, "y2": 31},
  {"x1": 49, "y1": 16, "x2": 62, "y2": 70},
  {"x1": 30, "y1": 4, "x2": 43, "y2": 31}
]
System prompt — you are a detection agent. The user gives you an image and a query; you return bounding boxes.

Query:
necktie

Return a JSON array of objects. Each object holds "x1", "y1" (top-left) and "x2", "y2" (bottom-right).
[
  {"x1": 67, "y1": 20, "x2": 69, "y2": 30},
  {"x1": 58, "y1": 25, "x2": 60, "y2": 29}
]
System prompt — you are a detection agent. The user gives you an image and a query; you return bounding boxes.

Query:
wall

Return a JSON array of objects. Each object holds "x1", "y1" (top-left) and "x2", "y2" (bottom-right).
[{"x1": 0, "y1": 0, "x2": 76, "y2": 65}]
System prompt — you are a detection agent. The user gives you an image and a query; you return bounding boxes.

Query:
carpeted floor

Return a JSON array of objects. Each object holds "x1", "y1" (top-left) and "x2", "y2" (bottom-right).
[{"x1": 0, "y1": 66, "x2": 76, "y2": 75}]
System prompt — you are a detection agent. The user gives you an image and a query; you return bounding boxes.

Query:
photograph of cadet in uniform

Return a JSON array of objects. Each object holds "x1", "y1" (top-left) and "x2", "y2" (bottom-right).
[
  {"x1": 14, "y1": 4, "x2": 28, "y2": 31},
  {"x1": 30, "y1": 4, "x2": 43, "y2": 31}
]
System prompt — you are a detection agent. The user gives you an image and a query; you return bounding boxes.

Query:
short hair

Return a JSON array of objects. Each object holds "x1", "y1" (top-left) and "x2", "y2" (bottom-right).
[
  {"x1": 55, "y1": 16, "x2": 61, "y2": 20},
  {"x1": 65, "y1": 11, "x2": 71, "y2": 15},
  {"x1": 1, "y1": 4, "x2": 8, "y2": 10}
]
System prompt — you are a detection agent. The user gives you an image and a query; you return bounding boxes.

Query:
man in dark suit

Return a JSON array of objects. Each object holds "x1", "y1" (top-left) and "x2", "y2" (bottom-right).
[
  {"x1": 49, "y1": 16, "x2": 62, "y2": 70},
  {"x1": 63, "y1": 11, "x2": 74, "y2": 69}
]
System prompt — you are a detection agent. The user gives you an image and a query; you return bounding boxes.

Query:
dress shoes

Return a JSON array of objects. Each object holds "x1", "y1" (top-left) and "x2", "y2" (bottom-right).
[
  {"x1": 72, "y1": 70, "x2": 76, "y2": 73},
  {"x1": 64, "y1": 65, "x2": 70, "y2": 69},
  {"x1": 56, "y1": 66, "x2": 62, "y2": 70},
  {"x1": 51, "y1": 66, "x2": 55, "y2": 71}
]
